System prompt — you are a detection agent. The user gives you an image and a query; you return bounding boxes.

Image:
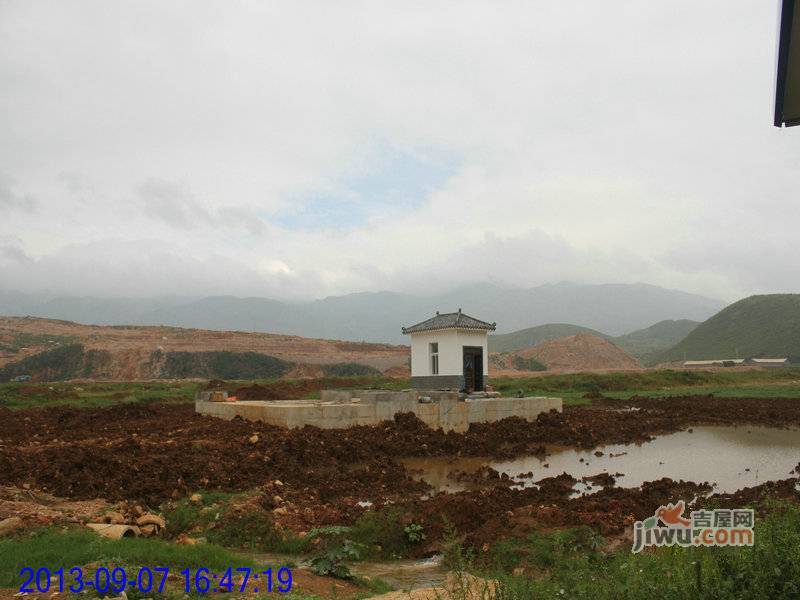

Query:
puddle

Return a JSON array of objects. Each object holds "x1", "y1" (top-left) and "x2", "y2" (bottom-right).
[
  {"x1": 349, "y1": 556, "x2": 446, "y2": 590},
  {"x1": 402, "y1": 426, "x2": 800, "y2": 495}
]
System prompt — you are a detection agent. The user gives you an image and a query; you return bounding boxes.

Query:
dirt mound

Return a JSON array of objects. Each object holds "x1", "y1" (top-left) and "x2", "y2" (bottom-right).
[
  {"x1": 516, "y1": 333, "x2": 642, "y2": 371},
  {"x1": 2, "y1": 395, "x2": 800, "y2": 555}
]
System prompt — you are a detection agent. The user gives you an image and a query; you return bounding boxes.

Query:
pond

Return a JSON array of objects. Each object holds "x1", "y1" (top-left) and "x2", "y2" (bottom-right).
[{"x1": 401, "y1": 425, "x2": 800, "y2": 495}]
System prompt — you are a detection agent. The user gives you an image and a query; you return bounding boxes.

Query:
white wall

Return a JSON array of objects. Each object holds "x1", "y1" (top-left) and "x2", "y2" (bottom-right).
[{"x1": 409, "y1": 329, "x2": 489, "y2": 377}]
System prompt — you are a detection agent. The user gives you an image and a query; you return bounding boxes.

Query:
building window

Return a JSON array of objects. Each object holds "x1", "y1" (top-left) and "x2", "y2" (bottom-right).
[{"x1": 430, "y1": 342, "x2": 439, "y2": 375}]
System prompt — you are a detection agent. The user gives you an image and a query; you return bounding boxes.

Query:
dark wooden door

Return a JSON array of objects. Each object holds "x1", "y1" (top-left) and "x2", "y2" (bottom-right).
[{"x1": 463, "y1": 346, "x2": 483, "y2": 392}]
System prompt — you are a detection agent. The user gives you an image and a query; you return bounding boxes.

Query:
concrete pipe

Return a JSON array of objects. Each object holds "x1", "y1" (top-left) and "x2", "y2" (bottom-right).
[{"x1": 86, "y1": 523, "x2": 140, "y2": 539}]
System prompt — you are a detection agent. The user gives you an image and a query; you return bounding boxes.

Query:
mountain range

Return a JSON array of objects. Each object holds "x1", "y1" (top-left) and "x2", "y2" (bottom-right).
[{"x1": 0, "y1": 282, "x2": 725, "y2": 344}]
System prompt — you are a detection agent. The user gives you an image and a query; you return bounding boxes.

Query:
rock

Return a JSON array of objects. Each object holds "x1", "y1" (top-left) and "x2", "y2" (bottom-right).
[
  {"x1": 103, "y1": 511, "x2": 127, "y2": 525},
  {"x1": 190, "y1": 493, "x2": 203, "y2": 504},
  {"x1": 272, "y1": 495, "x2": 283, "y2": 505},
  {"x1": 249, "y1": 434, "x2": 259, "y2": 444},
  {"x1": 139, "y1": 524, "x2": 157, "y2": 536},
  {"x1": 136, "y1": 514, "x2": 165, "y2": 528},
  {"x1": 513, "y1": 567, "x2": 525, "y2": 576},
  {"x1": 0, "y1": 517, "x2": 23, "y2": 537},
  {"x1": 274, "y1": 479, "x2": 283, "y2": 487},
  {"x1": 272, "y1": 507, "x2": 289, "y2": 515},
  {"x1": 176, "y1": 534, "x2": 198, "y2": 545}
]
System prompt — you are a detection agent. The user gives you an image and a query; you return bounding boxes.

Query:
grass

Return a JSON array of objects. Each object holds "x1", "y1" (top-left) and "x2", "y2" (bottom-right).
[
  {"x1": 3, "y1": 369, "x2": 800, "y2": 410},
  {"x1": 163, "y1": 491, "x2": 307, "y2": 555},
  {"x1": 432, "y1": 501, "x2": 800, "y2": 599},
  {"x1": 0, "y1": 380, "x2": 198, "y2": 410},
  {"x1": 0, "y1": 527, "x2": 254, "y2": 588},
  {"x1": 491, "y1": 368, "x2": 800, "y2": 406}
]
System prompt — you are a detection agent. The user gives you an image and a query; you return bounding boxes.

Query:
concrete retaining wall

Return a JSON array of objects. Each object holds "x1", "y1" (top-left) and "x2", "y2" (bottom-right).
[{"x1": 196, "y1": 389, "x2": 562, "y2": 433}]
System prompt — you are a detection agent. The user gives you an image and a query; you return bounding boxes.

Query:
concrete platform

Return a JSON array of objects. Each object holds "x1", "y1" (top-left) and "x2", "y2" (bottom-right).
[{"x1": 196, "y1": 389, "x2": 562, "y2": 433}]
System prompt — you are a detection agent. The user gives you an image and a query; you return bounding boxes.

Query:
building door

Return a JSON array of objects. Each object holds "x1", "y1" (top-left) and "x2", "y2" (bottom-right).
[{"x1": 462, "y1": 346, "x2": 484, "y2": 392}]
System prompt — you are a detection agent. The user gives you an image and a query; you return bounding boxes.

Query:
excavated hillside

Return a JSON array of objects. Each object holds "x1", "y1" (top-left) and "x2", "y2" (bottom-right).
[
  {"x1": 513, "y1": 333, "x2": 643, "y2": 372},
  {"x1": 0, "y1": 316, "x2": 410, "y2": 381}
]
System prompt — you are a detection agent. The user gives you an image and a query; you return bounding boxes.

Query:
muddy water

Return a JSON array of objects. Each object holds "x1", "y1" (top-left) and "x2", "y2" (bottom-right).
[
  {"x1": 402, "y1": 425, "x2": 800, "y2": 494},
  {"x1": 349, "y1": 556, "x2": 446, "y2": 589}
]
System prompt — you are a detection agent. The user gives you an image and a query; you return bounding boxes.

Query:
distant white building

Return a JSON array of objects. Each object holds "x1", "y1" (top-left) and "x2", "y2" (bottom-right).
[
  {"x1": 683, "y1": 357, "x2": 789, "y2": 368},
  {"x1": 747, "y1": 358, "x2": 789, "y2": 368},
  {"x1": 683, "y1": 359, "x2": 745, "y2": 368},
  {"x1": 402, "y1": 309, "x2": 496, "y2": 391}
]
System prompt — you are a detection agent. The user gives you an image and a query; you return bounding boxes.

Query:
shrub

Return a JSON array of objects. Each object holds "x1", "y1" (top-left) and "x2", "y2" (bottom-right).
[
  {"x1": 306, "y1": 526, "x2": 365, "y2": 579},
  {"x1": 160, "y1": 351, "x2": 291, "y2": 379},
  {"x1": 511, "y1": 355, "x2": 547, "y2": 372},
  {"x1": 321, "y1": 362, "x2": 382, "y2": 377},
  {"x1": 0, "y1": 344, "x2": 85, "y2": 382}
]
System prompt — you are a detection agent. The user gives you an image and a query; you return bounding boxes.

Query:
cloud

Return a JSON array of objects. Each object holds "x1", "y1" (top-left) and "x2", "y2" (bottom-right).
[
  {"x1": 0, "y1": 175, "x2": 36, "y2": 213},
  {"x1": 0, "y1": 237, "x2": 32, "y2": 264},
  {"x1": 136, "y1": 178, "x2": 213, "y2": 229},
  {"x1": 136, "y1": 178, "x2": 266, "y2": 235},
  {"x1": 0, "y1": 1, "x2": 798, "y2": 302}
]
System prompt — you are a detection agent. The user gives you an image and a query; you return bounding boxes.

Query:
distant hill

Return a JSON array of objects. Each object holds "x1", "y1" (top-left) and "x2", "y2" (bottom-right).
[
  {"x1": 0, "y1": 282, "x2": 725, "y2": 344},
  {"x1": 515, "y1": 333, "x2": 642, "y2": 371},
  {"x1": 0, "y1": 316, "x2": 409, "y2": 382},
  {"x1": 612, "y1": 319, "x2": 699, "y2": 366},
  {"x1": 489, "y1": 323, "x2": 611, "y2": 353},
  {"x1": 656, "y1": 294, "x2": 800, "y2": 364}
]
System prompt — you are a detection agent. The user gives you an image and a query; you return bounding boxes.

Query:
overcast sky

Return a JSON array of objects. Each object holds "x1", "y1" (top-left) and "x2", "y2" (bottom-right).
[{"x1": 1, "y1": 1, "x2": 798, "y2": 302}]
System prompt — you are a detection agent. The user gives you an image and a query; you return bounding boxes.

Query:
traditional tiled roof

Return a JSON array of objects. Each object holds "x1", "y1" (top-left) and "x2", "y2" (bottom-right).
[{"x1": 402, "y1": 310, "x2": 496, "y2": 334}]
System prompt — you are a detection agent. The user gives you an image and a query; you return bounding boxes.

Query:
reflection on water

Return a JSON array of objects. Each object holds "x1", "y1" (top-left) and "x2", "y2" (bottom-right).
[{"x1": 402, "y1": 426, "x2": 800, "y2": 494}]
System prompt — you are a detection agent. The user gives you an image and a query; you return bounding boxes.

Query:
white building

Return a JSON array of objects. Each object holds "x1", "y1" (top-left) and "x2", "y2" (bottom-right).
[{"x1": 402, "y1": 309, "x2": 496, "y2": 391}]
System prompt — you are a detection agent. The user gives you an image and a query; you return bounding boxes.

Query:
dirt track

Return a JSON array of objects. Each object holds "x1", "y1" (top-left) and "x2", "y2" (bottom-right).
[{"x1": 2, "y1": 395, "x2": 800, "y2": 552}]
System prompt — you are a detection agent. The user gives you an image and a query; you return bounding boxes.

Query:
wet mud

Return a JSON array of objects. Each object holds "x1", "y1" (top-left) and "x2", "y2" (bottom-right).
[{"x1": 1, "y1": 394, "x2": 799, "y2": 552}]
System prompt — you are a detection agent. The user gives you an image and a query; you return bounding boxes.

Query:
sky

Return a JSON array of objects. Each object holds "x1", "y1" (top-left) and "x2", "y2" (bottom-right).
[{"x1": 1, "y1": 0, "x2": 799, "y2": 302}]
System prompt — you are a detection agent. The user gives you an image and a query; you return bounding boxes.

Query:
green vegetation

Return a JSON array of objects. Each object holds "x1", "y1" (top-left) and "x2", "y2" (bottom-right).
[
  {"x1": 308, "y1": 530, "x2": 364, "y2": 579},
  {"x1": 163, "y1": 492, "x2": 306, "y2": 554},
  {"x1": 161, "y1": 351, "x2": 292, "y2": 379},
  {"x1": 489, "y1": 324, "x2": 610, "y2": 353},
  {"x1": 348, "y1": 508, "x2": 426, "y2": 560},
  {"x1": 81, "y1": 348, "x2": 114, "y2": 376},
  {"x1": 613, "y1": 319, "x2": 699, "y2": 365},
  {"x1": 510, "y1": 355, "x2": 547, "y2": 372},
  {"x1": 491, "y1": 368, "x2": 800, "y2": 405},
  {"x1": 0, "y1": 343, "x2": 85, "y2": 382},
  {"x1": 320, "y1": 362, "x2": 382, "y2": 377},
  {"x1": 446, "y1": 501, "x2": 800, "y2": 599},
  {"x1": 657, "y1": 294, "x2": 800, "y2": 364},
  {"x1": 0, "y1": 527, "x2": 253, "y2": 588},
  {"x1": 0, "y1": 381, "x2": 197, "y2": 410},
  {"x1": 4, "y1": 368, "x2": 800, "y2": 411}
]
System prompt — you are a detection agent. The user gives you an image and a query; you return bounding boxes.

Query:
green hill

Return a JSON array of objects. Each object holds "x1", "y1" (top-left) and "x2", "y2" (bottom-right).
[
  {"x1": 489, "y1": 323, "x2": 611, "y2": 353},
  {"x1": 656, "y1": 294, "x2": 800, "y2": 364},
  {"x1": 612, "y1": 319, "x2": 699, "y2": 366}
]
